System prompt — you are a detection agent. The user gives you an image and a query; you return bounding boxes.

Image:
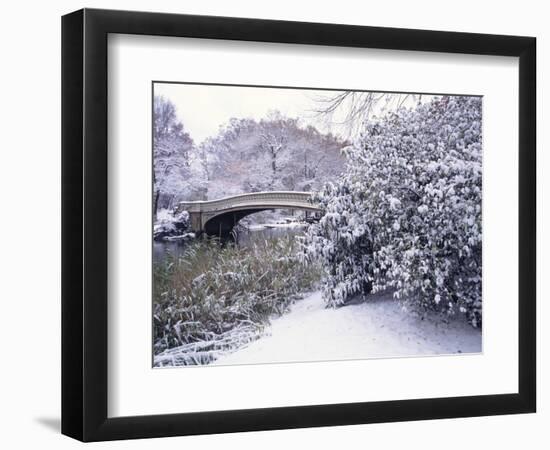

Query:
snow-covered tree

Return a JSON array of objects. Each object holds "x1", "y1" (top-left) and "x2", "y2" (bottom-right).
[
  {"x1": 284, "y1": 126, "x2": 346, "y2": 192},
  {"x1": 302, "y1": 96, "x2": 483, "y2": 327},
  {"x1": 153, "y1": 96, "x2": 202, "y2": 216},
  {"x1": 199, "y1": 112, "x2": 347, "y2": 199}
]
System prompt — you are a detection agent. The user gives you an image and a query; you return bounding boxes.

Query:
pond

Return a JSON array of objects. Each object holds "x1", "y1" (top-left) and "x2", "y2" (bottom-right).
[{"x1": 153, "y1": 223, "x2": 308, "y2": 263}]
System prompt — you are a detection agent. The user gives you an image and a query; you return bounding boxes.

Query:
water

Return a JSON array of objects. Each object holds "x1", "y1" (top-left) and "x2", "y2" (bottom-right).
[
  {"x1": 236, "y1": 224, "x2": 307, "y2": 248},
  {"x1": 153, "y1": 239, "x2": 188, "y2": 263},
  {"x1": 153, "y1": 224, "x2": 307, "y2": 263}
]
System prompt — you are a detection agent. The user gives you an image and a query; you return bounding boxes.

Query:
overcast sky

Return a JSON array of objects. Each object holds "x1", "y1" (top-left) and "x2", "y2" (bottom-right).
[{"x1": 154, "y1": 82, "x2": 347, "y2": 144}]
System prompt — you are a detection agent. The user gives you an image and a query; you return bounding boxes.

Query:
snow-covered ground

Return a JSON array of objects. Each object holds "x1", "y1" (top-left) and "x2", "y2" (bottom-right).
[{"x1": 213, "y1": 290, "x2": 481, "y2": 366}]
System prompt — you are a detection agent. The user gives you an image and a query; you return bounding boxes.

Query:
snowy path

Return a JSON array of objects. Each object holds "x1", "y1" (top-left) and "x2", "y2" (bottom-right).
[{"x1": 213, "y1": 290, "x2": 481, "y2": 366}]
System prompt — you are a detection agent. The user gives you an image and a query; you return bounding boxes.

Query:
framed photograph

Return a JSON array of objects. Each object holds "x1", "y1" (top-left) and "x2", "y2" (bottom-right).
[{"x1": 62, "y1": 8, "x2": 536, "y2": 441}]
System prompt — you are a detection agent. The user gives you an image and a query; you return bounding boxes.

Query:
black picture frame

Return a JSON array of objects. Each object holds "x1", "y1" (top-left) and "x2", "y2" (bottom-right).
[{"x1": 61, "y1": 8, "x2": 536, "y2": 442}]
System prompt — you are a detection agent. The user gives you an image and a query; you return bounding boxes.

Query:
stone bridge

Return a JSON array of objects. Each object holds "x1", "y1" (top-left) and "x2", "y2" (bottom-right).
[{"x1": 176, "y1": 191, "x2": 321, "y2": 238}]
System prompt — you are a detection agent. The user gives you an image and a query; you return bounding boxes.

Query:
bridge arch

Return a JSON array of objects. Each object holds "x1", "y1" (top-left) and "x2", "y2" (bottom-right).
[{"x1": 176, "y1": 191, "x2": 322, "y2": 238}]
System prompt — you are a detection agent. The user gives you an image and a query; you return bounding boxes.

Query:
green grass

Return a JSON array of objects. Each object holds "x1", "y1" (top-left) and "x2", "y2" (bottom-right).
[{"x1": 153, "y1": 235, "x2": 321, "y2": 366}]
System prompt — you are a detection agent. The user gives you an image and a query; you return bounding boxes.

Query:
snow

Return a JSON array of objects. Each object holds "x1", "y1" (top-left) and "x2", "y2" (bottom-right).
[
  {"x1": 247, "y1": 224, "x2": 268, "y2": 231},
  {"x1": 154, "y1": 209, "x2": 190, "y2": 241},
  {"x1": 245, "y1": 220, "x2": 308, "y2": 231},
  {"x1": 164, "y1": 232, "x2": 195, "y2": 241},
  {"x1": 213, "y1": 290, "x2": 481, "y2": 366},
  {"x1": 264, "y1": 222, "x2": 308, "y2": 229}
]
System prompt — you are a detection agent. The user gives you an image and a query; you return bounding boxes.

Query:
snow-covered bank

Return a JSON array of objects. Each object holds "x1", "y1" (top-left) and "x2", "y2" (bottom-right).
[
  {"x1": 153, "y1": 209, "x2": 190, "y2": 241},
  {"x1": 245, "y1": 219, "x2": 309, "y2": 231},
  {"x1": 213, "y1": 290, "x2": 481, "y2": 366}
]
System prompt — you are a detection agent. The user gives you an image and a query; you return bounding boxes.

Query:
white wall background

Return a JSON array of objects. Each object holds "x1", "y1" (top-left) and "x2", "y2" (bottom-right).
[{"x1": 0, "y1": 0, "x2": 545, "y2": 448}]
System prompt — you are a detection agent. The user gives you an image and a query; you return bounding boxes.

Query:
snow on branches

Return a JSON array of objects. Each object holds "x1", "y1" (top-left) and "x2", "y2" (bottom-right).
[
  {"x1": 302, "y1": 96, "x2": 483, "y2": 327},
  {"x1": 153, "y1": 96, "x2": 207, "y2": 214}
]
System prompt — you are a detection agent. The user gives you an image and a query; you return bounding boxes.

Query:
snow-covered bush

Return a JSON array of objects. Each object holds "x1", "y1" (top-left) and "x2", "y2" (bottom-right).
[
  {"x1": 302, "y1": 96, "x2": 482, "y2": 327},
  {"x1": 299, "y1": 180, "x2": 375, "y2": 306},
  {"x1": 153, "y1": 209, "x2": 190, "y2": 241}
]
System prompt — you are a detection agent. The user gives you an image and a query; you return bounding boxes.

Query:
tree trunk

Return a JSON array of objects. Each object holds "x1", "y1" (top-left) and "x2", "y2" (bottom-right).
[{"x1": 153, "y1": 190, "x2": 160, "y2": 221}]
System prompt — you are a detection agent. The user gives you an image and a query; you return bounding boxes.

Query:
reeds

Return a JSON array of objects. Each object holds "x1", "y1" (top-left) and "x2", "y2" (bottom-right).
[{"x1": 153, "y1": 235, "x2": 321, "y2": 366}]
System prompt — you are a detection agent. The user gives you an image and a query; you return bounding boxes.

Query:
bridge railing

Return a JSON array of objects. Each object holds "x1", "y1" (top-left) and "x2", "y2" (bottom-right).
[{"x1": 177, "y1": 191, "x2": 317, "y2": 213}]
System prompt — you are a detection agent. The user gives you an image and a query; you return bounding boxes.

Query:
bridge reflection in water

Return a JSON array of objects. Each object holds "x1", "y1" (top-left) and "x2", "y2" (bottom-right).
[{"x1": 176, "y1": 191, "x2": 322, "y2": 238}]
